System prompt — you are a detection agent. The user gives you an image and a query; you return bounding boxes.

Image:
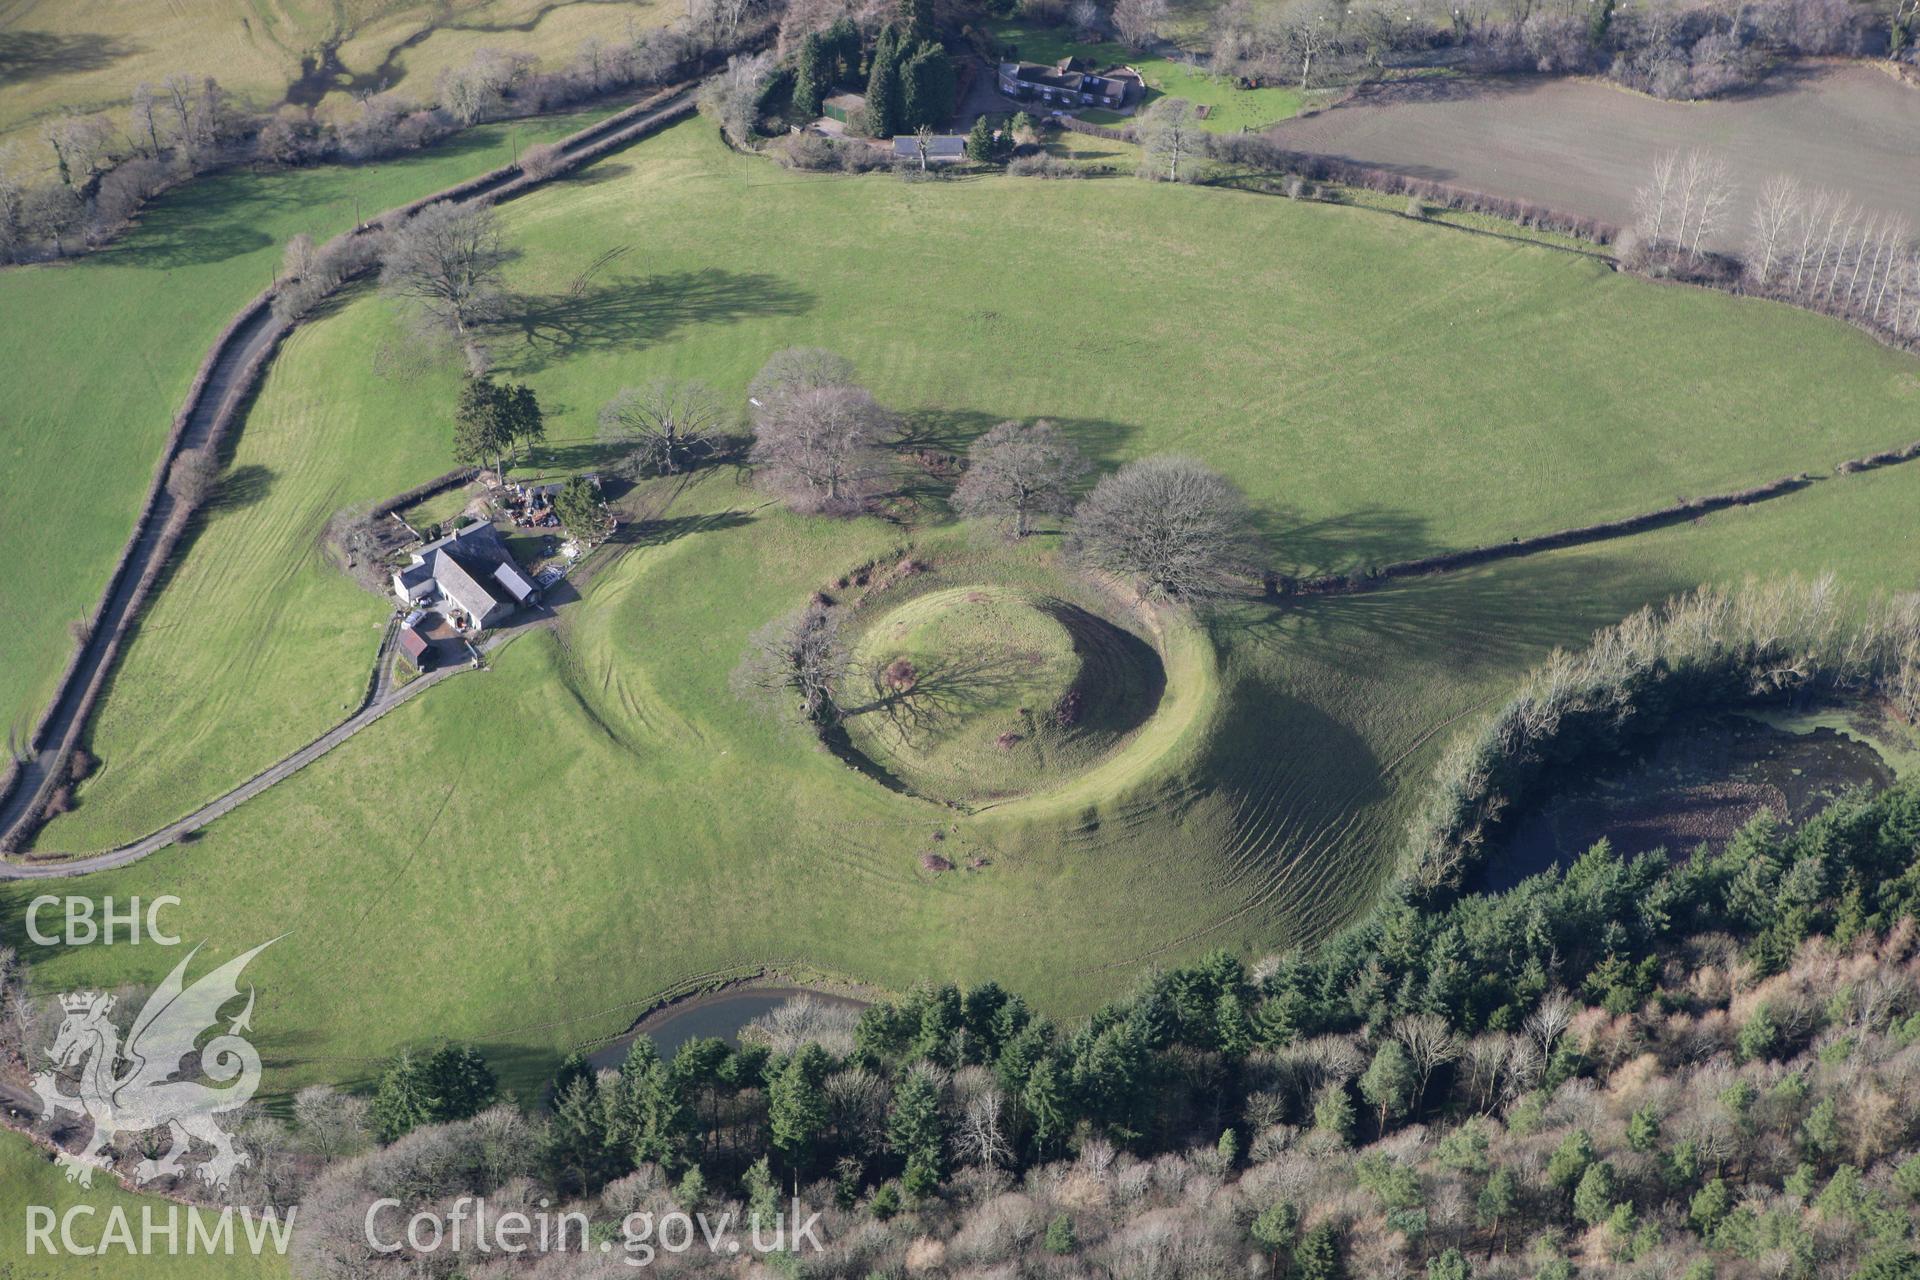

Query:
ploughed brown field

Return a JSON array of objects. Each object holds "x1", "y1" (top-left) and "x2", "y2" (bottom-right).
[{"x1": 1270, "y1": 63, "x2": 1920, "y2": 250}]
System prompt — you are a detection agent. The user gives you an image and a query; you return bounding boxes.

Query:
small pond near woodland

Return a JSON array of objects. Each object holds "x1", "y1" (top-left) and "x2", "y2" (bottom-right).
[
  {"x1": 586, "y1": 986, "x2": 871, "y2": 1070},
  {"x1": 1480, "y1": 707, "x2": 1918, "y2": 893}
]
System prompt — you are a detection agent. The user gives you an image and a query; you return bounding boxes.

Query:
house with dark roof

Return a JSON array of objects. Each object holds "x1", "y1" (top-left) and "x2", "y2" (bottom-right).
[
  {"x1": 996, "y1": 58, "x2": 1142, "y2": 110},
  {"x1": 391, "y1": 521, "x2": 534, "y2": 632}
]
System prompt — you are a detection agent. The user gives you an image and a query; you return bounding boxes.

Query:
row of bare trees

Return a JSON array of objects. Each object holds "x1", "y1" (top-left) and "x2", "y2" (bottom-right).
[
  {"x1": 1630, "y1": 150, "x2": 1920, "y2": 344},
  {"x1": 1745, "y1": 176, "x2": 1920, "y2": 337}
]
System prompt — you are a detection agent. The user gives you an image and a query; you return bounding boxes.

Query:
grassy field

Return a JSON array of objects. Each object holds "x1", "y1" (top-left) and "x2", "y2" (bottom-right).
[
  {"x1": 0, "y1": 108, "x2": 601, "y2": 763},
  {"x1": 0, "y1": 1130, "x2": 292, "y2": 1279},
  {"x1": 0, "y1": 0, "x2": 669, "y2": 172},
  {"x1": 991, "y1": 18, "x2": 1306, "y2": 131},
  {"x1": 9, "y1": 118, "x2": 1920, "y2": 1104},
  {"x1": 34, "y1": 118, "x2": 1920, "y2": 849}
]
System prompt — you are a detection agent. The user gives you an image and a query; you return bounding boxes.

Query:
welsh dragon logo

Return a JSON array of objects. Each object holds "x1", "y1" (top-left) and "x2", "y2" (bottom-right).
[{"x1": 32, "y1": 940, "x2": 277, "y2": 1196}]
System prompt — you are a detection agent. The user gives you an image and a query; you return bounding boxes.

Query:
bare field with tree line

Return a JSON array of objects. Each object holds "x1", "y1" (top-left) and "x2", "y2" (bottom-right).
[{"x1": 1269, "y1": 63, "x2": 1920, "y2": 253}]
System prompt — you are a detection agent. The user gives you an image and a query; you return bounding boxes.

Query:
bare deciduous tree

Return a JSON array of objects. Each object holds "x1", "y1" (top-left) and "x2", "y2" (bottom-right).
[
  {"x1": 1138, "y1": 97, "x2": 1200, "y2": 183},
  {"x1": 951, "y1": 420, "x2": 1089, "y2": 537},
  {"x1": 1067, "y1": 455, "x2": 1259, "y2": 605},
  {"x1": 748, "y1": 346, "x2": 856, "y2": 405},
  {"x1": 749, "y1": 384, "x2": 893, "y2": 514},
  {"x1": 379, "y1": 201, "x2": 509, "y2": 339},
  {"x1": 1745, "y1": 173, "x2": 1802, "y2": 285},
  {"x1": 280, "y1": 232, "x2": 318, "y2": 284},
  {"x1": 292, "y1": 1086, "x2": 373, "y2": 1160},
  {"x1": 1633, "y1": 148, "x2": 1734, "y2": 264},
  {"x1": 733, "y1": 603, "x2": 851, "y2": 724},
  {"x1": 1114, "y1": 0, "x2": 1171, "y2": 47},
  {"x1": 167, "y1": 445, "x2": 222, "y2": 509},
  {"x1": 698, "y1": 51, "x2": 774, "y2": 147},
  {"x1": 955, "y1": 1087, "x2": 1015, "y2": 1168},
  {"x1": 1391, "y1": 1014, "x2": 1459, "y2": 1110},
  {"x1": 599, "y1": 379, "x2": 726, "y2": 476},
  {"x1": 518, "y1": 141, "x2": 567, "y2": 179},
  {"x1": 1631, "y1": 149, "x2": 1679, "y2": 244},
  {"x1": 41, "y1": 114, "x2": 113, "y2": 191}
]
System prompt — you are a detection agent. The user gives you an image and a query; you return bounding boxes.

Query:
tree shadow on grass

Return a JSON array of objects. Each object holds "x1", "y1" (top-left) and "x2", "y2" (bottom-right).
[
  {"x1": 1221, "y1": 551, "x2": 1692, "y2": 681},
  {"x1": 0, "y1": 31, "x2": 140, "y2": 83},
  {"x1": 206, "y1": 464, "x2": 275, "y2": 517},
  {"x1": 891, "y1": 407, "x2": 1142, "y2": 515},
  {"x1": 1252, "y1": 505, "x2": 1440, "y2": 579},
  {"x1": 616, "y1": 508, "x2": 754, "y2": 549},
  {"x1": 494, "y1": 269, "x2": 816, "y2": 373},
  {"x1": 840, "y1": 650, "x2": 1044, "y2": 748}
]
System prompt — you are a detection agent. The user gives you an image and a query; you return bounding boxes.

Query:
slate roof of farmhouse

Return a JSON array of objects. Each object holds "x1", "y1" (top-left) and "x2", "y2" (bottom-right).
[{"x1": 432, "y1": 550, "x2": 506, "y2": 615}]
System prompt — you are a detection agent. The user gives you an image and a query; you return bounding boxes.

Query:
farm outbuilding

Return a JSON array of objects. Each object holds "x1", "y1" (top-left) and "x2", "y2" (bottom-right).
[
  {"x1": 822, "y1": 92, "x2": 865, "y2": 125},
  {"x1": 892, "y1": 134, "x2": 967, "y2": 164}
]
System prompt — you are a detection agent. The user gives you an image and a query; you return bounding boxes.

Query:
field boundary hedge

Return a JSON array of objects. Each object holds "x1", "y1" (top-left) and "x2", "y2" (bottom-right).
[{"x1": 1276, "y1": 472, "x2": 1816, "y2": 595}]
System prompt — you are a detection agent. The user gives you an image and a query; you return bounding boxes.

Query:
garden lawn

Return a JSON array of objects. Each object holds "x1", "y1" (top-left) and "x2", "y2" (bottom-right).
[
  {"x1": 992, "y1": 19, "x2": 1305, "y2": 131},
  {"x1": 9, "y1": 118, "x2": 1920, "y2": 1100},
  {"x1": 0, "y1": 108, "x2": 602, "y2": 760}
]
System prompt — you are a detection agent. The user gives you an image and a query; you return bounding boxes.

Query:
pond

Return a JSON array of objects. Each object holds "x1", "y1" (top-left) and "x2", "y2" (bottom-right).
[
  {"x1": 1480, "y1": 709, "x2": 1909, "y2": 893},
  {"x1": 585, "y1": 986, "x2": 871, "y2": 1071}
]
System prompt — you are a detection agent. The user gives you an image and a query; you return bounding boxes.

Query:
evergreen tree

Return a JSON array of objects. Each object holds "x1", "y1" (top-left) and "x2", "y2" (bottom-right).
[
  {"x1": 423, "y1": 1044, "x2": 498, "y2": 1123},
  {"x1": 824, "y1": 19, "x2": 860, "y2": 82},
  {"x1": 899, "y1": 43, "x2": 955, "y2": 133},
  {"x1": 966, "y1": 114, "x2": 998, "y2": 163},
  {"x1": 1022, "y1": 1054, "x2": 1069, "y2": 1158},
  {"x1": 1215, "y1": 989, "x2": 1254, "y2": 1057},
  {"x1": 1476, "y1": 1167, "x2": 1517, "y2": 1240},
  {"x1": 792, "y1": 33, "x2": 827, "y2": 119},
  {"x1": 864, "y1": 28, "x2": 903, "y2": 136},
  {"x1": 742, "y1": 1155, "x2": 781, "y2": 1226},
  {"x1": 546, "y1": 1074, "x2": 619, "y2": 1195},
  {"x1": 1573, "y1": 1160, "x2": 1619, "y2": 1227},
  {"x1": 1359, "y1": 1040, "x2": 1417, "y2": 1133},
  {"x1": 1690, "y1": 1177, "x2": 1733, "y2": 1236},
  {"x1": 907, "y1": 0, "x2": 937, "y2": 44},
  {"x1": 888, "y1": 1067, "x2": 947, "y2": 1197},
  {"x1": 912, "y1": 985, "x2": 965, "y2": 1065},
  {"x1": 608, "y1": 1038, "x2": 690, "y2": 1173},
  {"x1": 1252, "y1": 1200, "x2": 1299, "y2": 1278},
  {"x1": 1428, "y1": 1248, "x2": 1472, "y2": 1280},
  {"x1": 1312, "y1": 1083, "x2": 1355, "y2": 1145},
  {"x1": 370, "y1": 1050, "x2": 435, "y2": 1143},
  {"x1": 1295, "y1": 1222, "x2": 1342, "y2": 1280},
  {"x1": 769, "y1": 1043, "x2": 831, "y2": 1184},
  {"x1": 453, "y1": 377, "x2": 544, "y2": 473},
  {"x1": 1627, "y1": 1105, "x2": 1661, "y2": 1153},
  {"x1": 1045, "y1": 1213, "x2": 1077, "y2": 1254},
  {"x1": 1548, "y1": 1128, "x2": 1596, "y2": 1193}
]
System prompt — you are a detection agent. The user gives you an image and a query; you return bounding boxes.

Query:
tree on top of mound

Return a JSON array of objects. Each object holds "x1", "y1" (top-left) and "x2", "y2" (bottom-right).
[
  {"x1": 952, "y1": 420, "x2": 1088, "y2": 537},
  {"x1": 1067, "y1": 455, "x2": 1260, "y2": 605}
]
